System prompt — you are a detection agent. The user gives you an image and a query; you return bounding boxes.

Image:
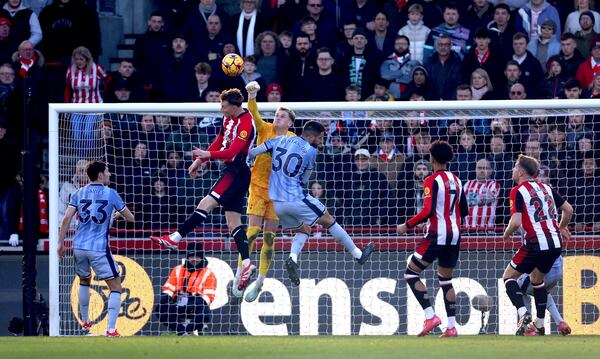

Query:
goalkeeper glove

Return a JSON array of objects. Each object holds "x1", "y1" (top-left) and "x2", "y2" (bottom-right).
[
  {"x1": 245, "y1": 81, "x2": 261, "y2": 99},
  {"x1": 9, "y1": 233, "x2": 19, "y2": 246}
]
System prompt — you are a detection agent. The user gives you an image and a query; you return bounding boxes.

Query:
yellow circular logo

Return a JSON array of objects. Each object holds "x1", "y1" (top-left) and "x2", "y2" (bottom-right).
[
  {"x1": 424, "y1": 187, "x2": 431, "y2": 196},
  {"x1": 70, "y1": 255, "x2": 154, "y2": 336}
]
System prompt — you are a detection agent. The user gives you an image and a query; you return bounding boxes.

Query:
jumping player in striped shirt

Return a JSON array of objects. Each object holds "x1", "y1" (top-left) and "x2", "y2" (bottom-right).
[
  {"x1": 398, "y1": 140, "x2": 468, "y2": 337},
  {"x1": 151, "y1": 88, "x2": 257, "y2": 293},
  {"x1": 502, "y1": 155, "x2": 573, "y2": 336}
]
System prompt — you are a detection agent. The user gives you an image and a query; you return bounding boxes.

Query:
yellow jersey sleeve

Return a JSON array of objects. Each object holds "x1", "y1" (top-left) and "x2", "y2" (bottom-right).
[{"x1": 248, "y1": 98, "x2": 266, "y2": 133}]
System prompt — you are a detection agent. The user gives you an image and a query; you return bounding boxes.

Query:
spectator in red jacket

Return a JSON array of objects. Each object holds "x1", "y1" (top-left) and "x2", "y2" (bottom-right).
[{"x1": 576, "y1": 37, "x2": 600, "y2": 89}]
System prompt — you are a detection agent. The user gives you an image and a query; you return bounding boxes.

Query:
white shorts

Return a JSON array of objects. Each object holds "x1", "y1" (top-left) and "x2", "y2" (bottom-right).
[
  {"x1": 274, "y1": 195, "x2": 326, "y2": 229},
  {"x1": 74, "y1": 248, "x2": 120, "y2": 281}
]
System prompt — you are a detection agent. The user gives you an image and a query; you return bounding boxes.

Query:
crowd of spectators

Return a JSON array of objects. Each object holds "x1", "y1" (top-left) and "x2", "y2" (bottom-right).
[{"x1": 1, "y1": 0, "x2": 600, "y2": 243}]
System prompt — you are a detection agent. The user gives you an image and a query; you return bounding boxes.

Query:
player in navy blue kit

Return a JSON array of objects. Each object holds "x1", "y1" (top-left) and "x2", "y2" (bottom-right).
[
  {"x1": 58, "y1": 160, "x2": 134, "y2": 337},
  {"x1": 151, "y1": 88, "x2": 258, "y2": 293}
]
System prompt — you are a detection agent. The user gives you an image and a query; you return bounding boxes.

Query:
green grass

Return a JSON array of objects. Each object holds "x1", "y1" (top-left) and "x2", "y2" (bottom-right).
[{"x1": 1, "y1": 336, "x2": 599, "y2": 359}]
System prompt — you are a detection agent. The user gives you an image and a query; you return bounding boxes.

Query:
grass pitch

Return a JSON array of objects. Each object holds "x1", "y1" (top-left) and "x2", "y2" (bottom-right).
[{"x1": 1, "y1": 336, "x2": 599, "y2": 359}]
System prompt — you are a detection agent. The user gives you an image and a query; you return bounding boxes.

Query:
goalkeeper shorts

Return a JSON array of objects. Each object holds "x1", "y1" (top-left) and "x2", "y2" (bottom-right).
[{"x1": 247, "y1": 185, "x2": 278, "y2": 220}]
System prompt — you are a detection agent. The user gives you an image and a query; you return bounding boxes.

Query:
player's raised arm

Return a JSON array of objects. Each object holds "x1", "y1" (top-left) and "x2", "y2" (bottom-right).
[
  {"x1": 504, "y1": 187, "x2": 523, "y2": 240},
  {"x1": 246, "y1": 81, "x2": 265, "y2": 130},
  {"x1": 398, "y1": 177, "x2": 436, "y2": 234}
]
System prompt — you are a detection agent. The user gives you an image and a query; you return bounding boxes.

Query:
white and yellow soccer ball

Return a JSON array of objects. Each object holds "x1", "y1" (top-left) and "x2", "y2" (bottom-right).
[{"x1": 221, "y1": 53, "x2": 244, "y2": 77}]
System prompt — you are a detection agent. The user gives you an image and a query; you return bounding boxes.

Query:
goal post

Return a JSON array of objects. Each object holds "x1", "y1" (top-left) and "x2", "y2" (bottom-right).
[{"x1": 48, "y1": 99, "x2": 600, "y2": 336}]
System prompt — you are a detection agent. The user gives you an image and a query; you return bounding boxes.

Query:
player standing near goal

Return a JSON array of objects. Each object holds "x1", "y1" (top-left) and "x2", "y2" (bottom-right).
[
  {"x1": 233, "y1": 81, "x2": 296, "y2": 302},
  {"x1": 151, "y1": 88, "x2": 257, "y2": 293},
  {"x1": 57, "y1": 161, "x2": 135, "y2": 337},
  {"x1": 502, "y1": 155, "x2": 573, "y2": 336},
  {"x1": 249, "y1": 121, "x2": 375, "y2": 286},
  {"x1": 398, "y1": 140, "x2": 468, "y2": 337}
]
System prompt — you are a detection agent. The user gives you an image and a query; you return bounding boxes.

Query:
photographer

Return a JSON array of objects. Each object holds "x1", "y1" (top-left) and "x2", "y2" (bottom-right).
[{"x1": 156, "y1": 242, "x2": 216, "y2": 335}]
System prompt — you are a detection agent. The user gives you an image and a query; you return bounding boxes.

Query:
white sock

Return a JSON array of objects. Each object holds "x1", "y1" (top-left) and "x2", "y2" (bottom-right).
[
  {"x1": 517, "y1": 306, "x2": 528, "y2": 318},
  {"x1": 327, "y1": 223, "x2": 359, "y2": 257},
  {"x1": 107, "y1": 291, "x2": 121, "y2": 332},
  {"x1": 447, "y1": 316, "x2": 456, "y2": 329},
  {"x1": 291, "y1": 232, "x2": 309, "y2": 261},
  {"x1": 242, "y1": 258, "x2": 251, "y2": 267},
  {"x1": 424, "y1": 306, "x2": 435, "y2": 320},
  {"x1": 535, "y1": 317, "x2": 544, "y2": 328},
  {"x1": 546, "y1": 294, "x2": 563, "y2": 324},
  {"x1": 256, "y1": 274, "x2": 266, "y2": 287},
  {"x1": 78, "y1": 285, "x2": 90, "y2": 322},
  {"x1": 170, "y1": 232, "x2": 182, "y2": 243}
]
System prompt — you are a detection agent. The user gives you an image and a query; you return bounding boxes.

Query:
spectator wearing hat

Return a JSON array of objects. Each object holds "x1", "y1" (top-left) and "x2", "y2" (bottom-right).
[
  {"x1": 576, "y1": 37, "x2": 600, "y2": 88},
  {"x1": 133, "y1": 12, "x2": 170, "y2": 102},
  {"x1": 380, "y1": 35, "x2": 420, "y2": 99},
  {"x1": 542, "y1": 55, "x2": 567, "y2": 99},
  {"x1": 463, "y1": 0, "x2": 495, "y2": 33},
  {"x1": 527, "y1": 19, "x2": 560, "y2": 69},
  {"x1": 424, "y1": 34, "x2": 462, "y2": 100},
  {"x1": 423, "y1": 3, "x2": 471, "y2": 62},
  {"x1": 558, "y1": 32, "x2": 585, "y2": 79},
  {"x1": 3, "y1": 0, "x2": 42, "y2": 47},
  {"x1": 161, "y1": 34, "x2": 200, "y2": 102},
  {"x1": 266, "y1": 82, "x2": 283, "y2": 102},
  {"x1": 105, "y1": 60, "x2": 145, "y2": 103},
  {"x1": 339, "y1": 27, "x2": 379, "y2": 100},
  {"x1": 397, "y1": 4, "x2": 430, "y2": 64},
  {"x1": 461, "y1": 27, "x2": 504, "y2": 89},
  {"x1": 402, "y1": 65, "x2": 439, "y2": 100},
  {"x1": 575, "y1": 10, "x2": 598, "y2": 58},
  {"x1": 515, "y1": 0, "x2": 561, "y2": 44},
  {"x1": 0, "y1": 15, "x2": 14, "y2": 64},
  {"x1": 308, "y1": 47, "x2": 345, "y2": 101},
  {"x1": 156, "y1": 241, "x2": 216, "y2": 336},
  {"x1": 342, "y1": 148, "x2": 390, "y2": 226},
  {"x1": 565, "y1": 0, "x2": 600, "y2": 34}
]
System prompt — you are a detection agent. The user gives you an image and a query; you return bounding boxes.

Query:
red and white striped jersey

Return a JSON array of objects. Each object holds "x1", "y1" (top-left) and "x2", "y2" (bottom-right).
[
  {"x1": 463, "y1": 179, "x2": 500, "y2": 230},
  {"x1": 206, "y1": 110, "x2": 256, "y2": 167},
  {"x1": 65, "y1": 64, "x2": 109, "y2": 103},
  {"x1": 407, "y1": 170, "x2": 468, "y2": 245},
  {"x1": 509, "y1": 180, "x2": 565, "y2": 250}
]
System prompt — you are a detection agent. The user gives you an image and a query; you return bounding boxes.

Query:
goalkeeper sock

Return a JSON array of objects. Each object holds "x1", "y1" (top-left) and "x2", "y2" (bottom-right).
[
  {"x1": 176, "y1": 209, "x2": 208, "y2": 239},
  {"x1": 259, "y1": 231, "x2": 276, "y2": 276},
  {"x1": 532, "y1": 281, "x2": 547, "y2": 320},
  {"x1": 504, "y1": 278, "x2": 527, "y2": 315},
  {"x1": 107, "y1": 291, "x2": 121, "y2": 332},
  {"x1": 78, "y1": 284, "x2": 90, "y2": 322},
  {"x1": 290, "y1": 232, "x2": 309, "y2": 263},
  {"x1": 232, "y1": 225, "x2": 250, "y2": 261},
  {"x1": 404, "y1": 268, "x2": 432, "y2": 317},
  {"x1": 237, "y1": 226, "x2": 260, "y2": 271},
  {"x1": 327, "y1": 222, "x2": 361, "y2": 259},
  {"x1": 439, "y1": 276, "x2": 456, "y2": 328},
  {"x1": 546, "y1": 294, "x2": 563, "y2": 324}
]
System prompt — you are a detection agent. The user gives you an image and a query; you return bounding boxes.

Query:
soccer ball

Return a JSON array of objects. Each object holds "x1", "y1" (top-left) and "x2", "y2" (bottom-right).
[{"x1": 221, "y1": 53, "x2": 244, "y2": 77}]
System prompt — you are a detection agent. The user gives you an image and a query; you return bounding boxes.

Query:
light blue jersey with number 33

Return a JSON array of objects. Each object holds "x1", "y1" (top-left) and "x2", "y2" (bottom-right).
[
  {"x1": 263, "y1": 136, "x2": 317, "y2": 202},
  {"x1": 68, "y1": 184, "x2": 126, "y2": 251}
]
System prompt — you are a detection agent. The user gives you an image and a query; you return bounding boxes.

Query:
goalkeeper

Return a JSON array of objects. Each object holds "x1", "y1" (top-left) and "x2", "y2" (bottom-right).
[{"x1": 233, "y1": 81, "x2": 296, "y2": 302}]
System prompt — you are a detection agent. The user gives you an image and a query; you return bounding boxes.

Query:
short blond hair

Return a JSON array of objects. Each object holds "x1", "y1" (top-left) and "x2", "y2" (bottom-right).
[{"x1": 517, "y1": 154, "x2": 540, "y2": 177}]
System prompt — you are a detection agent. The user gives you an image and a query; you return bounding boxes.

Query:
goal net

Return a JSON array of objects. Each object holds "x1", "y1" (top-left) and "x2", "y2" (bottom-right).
[{"x1": 48, "y1": 100, "x2": 600, "y2": 336}]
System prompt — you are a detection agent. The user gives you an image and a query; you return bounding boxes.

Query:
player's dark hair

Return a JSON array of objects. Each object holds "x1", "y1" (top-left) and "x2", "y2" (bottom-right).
[
  {"x1": 517, "y1": 154, "x2": 540, "y2": 177},
  {"x1": 220, "y1": 88, "x2": 244, "y2": 106},
  {"x1": 87, "y1": 160, "x2": 106, "y2": 181},
  {"x1": 429, "y1": 140, "x2": 455, "y2": 165},
  {"x1": 302, "y1": 120, "x2": 325, "y2": 136}
]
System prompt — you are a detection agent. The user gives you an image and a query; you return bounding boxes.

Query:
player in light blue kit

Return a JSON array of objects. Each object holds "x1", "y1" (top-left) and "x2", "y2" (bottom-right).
[
  {"x1": 518, "y1": 255, "x2": 571, "y2": 336},
  {"x1": 249, "y1": 121, "x2": 374, "y2": 286},
  {"x1": 58, "y1": 160, "x2": 134, "y2": 337}
]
